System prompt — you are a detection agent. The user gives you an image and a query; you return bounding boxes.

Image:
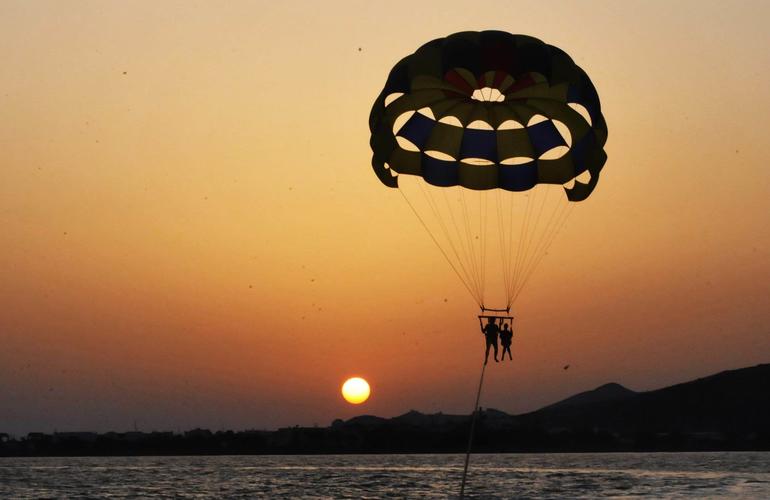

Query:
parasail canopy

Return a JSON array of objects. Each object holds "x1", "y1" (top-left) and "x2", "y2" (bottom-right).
[{"x1": 369, "y1": 31, "x2": 608, "y2": 310}]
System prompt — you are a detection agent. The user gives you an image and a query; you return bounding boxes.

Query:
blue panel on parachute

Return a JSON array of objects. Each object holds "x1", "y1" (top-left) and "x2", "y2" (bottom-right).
[
  {"x1": 570, "y1": 132, "x2": 596, "y2": 174},
  {"x1": 499, "y1": 161, "x2": 538, "y2": 191},
  {"x1": 527, "y1": 120, "x2": 565, "y2": 156},
  {"x1": 459, "y1": 128, "x2": 497, "y2": 161},
  {"x1": 567, "y1": 86, "x2": 599, "y2": 122},
  {"x1": 397, "y1": 112, "x2": 435, "y2": 150},
  {"x1": 422, "y1": 156, "x2": 459, "y2": 187}
]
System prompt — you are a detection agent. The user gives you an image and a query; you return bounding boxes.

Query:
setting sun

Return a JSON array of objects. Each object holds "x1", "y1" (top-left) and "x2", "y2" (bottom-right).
[{"x1": 341, "y1": 377, "x2": 371, "y2": 404}]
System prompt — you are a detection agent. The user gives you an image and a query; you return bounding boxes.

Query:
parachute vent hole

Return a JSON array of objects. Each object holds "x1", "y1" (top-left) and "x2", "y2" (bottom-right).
[
  {"x1": 471, "y1": 87, "x2": 505, "y2": 102},
  {"x1": 439, "y1": 115, "x2": 464, "y2": 128},
  {"x1": 417, "y1": 107, "x2": 436, "y2": 119},
  {"x1": 576, "y1": 169, "x2": 591, "y2": 184},
  {"x1": 539, "y1": 145, "x2": 570, "y2": 160},
  {"x1": 527, "y1": 114, "x2": 548, "y2": 126},
  {"x1": 425, "y1": 150, "x2": 456, "y2": 161},
  {"x1": 384, "y1": 93, "x2": 404, "y2": 107},
  {"x1": 500, "y1": 157, "x2": 534, "y2": 165},
  {"x1": 383, "y1": 162, "x2": 398, "y2": 178},
  {"x1": 392, "y1": 111, "x2": 415, "y2": 135},
  {"x1": 396, "y1": 136, "x2": 420, "y2": 152},
  {"x1": 460, "y1": 158, "x2": 494, "y2": 166},
  {"x1": 497, "y1": 120, "x2": 524, "y2": 130},
  {"x1": 552, "y1": 119, "x2": 572, "y2": 147},
  {"x1": 568, "y1": 103, "x2": 593, "y2": 126},
  {"x1": 466, "y1": 120, "x2": 494, "y2": 130}
]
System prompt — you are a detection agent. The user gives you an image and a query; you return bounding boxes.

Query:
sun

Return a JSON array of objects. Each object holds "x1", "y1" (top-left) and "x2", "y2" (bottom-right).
[{"x1": 341, "y1": 377, "x2": 371, "y2": 404}]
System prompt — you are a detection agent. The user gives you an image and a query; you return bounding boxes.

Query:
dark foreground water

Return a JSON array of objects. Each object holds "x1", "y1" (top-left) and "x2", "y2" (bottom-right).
[{"x1": 1, "y1": 452, "x2": 768, "y2": 498}]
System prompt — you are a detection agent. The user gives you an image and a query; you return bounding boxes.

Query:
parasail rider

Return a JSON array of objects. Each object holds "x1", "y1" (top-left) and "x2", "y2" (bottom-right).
[
  {"x1": 480, "y1": 317, "x2": 499, "y2": 364},
  {"x1": 500, "y1": 322, "x2": 513, "y2": 361}
]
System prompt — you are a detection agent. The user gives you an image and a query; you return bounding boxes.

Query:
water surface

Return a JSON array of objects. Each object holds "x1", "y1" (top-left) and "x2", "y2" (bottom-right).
[{"x1": 1, "y1": 452, "x2": 768, "y2": 498}]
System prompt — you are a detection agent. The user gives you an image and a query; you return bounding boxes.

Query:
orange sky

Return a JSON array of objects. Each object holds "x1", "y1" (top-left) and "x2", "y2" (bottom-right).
[{"x1": 1, "y1": 1, "x2": 769, "y2": 435}]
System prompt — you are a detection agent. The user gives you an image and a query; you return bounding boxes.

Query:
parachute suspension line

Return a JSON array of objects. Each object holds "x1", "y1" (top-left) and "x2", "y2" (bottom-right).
[
  {"x1": 512, "y1": 189, "x2": 565, "y2": 306},
  {"x1": 529, "y1": 200, "x2": 567, "y2": 272},
  {"x1": 506, "y1": 191, "x2": 520, "y2": 305},
  {"x1": 480, "y1": 190, "x2": 490, "y2": 307},
  {"x1": 517, "y1": 186, "x2": 564, "y2": 307},
  {"x1": 495, "y1": 186, "x2": 575, "y2": 310},
  {"x1": 432, "y1": 186, "x2": 483, "y2": 304},
  {"x1": 458, "y1": 188, "x2": 485, "y2": 306},
  {"x1": 401, "y1": 180, "x2": 573, "y2": 311},
  {"x1": 510, "y1": 187, "x2": 548, "y2": 306},
  {"x1": 421, "y1": 184, "x2": 481, "y2": 303},
  {"x1": 435, "y1": 186, "x2": 484, "y2": 303},
  {"x1": 511, "y1": 191, "x2": 537, "y2": 302},
  {"x1": 450, "y1": 186, "x2": 484, "y2": 305},
  {"x1": 476, "y1": 191, "x2": 487, "y2": 303},
  {"x1": 517, "y1": 186, "x2": 550, "y2": 296},
  {"x1": 495, "y1": 191, "x2": 513, "y2": 304},
  {"x1": 511, "y1": 199, "x2": 574, "y2": 305},
  {"x1": 459, "y1": 355, "x2": 487, "y2": 499},
  {"x1": 477, "y1": 190, "x2": 490, "y2": 308},
  {"x1": 522, "y1": 194, "x2": 570, "y2": 286},
  {"x1": 398, "y1": 189, "x2": 482, "y2": 308},
  {"x1": 510, "y1": 189, "x2": 535, "y2": 307}
]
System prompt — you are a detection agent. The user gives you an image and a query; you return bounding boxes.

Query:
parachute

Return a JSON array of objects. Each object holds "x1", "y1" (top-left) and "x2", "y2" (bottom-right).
[
  {"x1": 368, "y1": 31, "x2": 608, "y2": 497},
  {"x1": 369, "y1": 31, "x2": 607, "y2": 311}
]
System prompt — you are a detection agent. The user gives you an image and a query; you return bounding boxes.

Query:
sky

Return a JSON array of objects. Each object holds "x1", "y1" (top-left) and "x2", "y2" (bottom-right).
[{"x1": 1, "y1": 0, "x2": 769, "y2": 436}]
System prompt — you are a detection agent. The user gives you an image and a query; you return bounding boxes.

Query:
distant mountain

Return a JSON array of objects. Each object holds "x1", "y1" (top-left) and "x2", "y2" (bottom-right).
[
  {"x1": 329, "y1": 363, "x2": 770, "y2": 452},
  {"x1": 540, "y1": 382, "x2": 637, "y2": 411},
  {"x1": 343, "y1": 415, "x2": 387, "y2": 427},
  {"x1": 320, "y1": 363, "x2": 770, "y2": 453},
  {"x1": 520, "y1": 363, "x2": 770, "y2": 437},
  {"x1": 2, "y1": 364, "x2": 768, "y2": 456}
]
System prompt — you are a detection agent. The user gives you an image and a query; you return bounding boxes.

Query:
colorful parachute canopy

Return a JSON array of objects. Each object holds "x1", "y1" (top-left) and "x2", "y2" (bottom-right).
[
  {"x1": 369, "y1": 32, "x2": 608, "y2": 309},
  {"x1": 369, "y1": 31, "x2": 607, "y2": 202}
]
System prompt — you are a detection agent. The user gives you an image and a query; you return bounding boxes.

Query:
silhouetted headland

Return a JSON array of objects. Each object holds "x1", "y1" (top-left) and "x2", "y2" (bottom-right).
[{"x1": 2, "y1": 363, "x2": 768, "y2": 456}]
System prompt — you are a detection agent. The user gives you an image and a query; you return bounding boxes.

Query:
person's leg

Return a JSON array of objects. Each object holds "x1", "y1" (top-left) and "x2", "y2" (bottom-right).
[
  {"x1": 485, "y1": 342, "x2": 491, "y2": 364},
  {"x1": 493, "y1": 342, "x2": 498, "y2": 362}
]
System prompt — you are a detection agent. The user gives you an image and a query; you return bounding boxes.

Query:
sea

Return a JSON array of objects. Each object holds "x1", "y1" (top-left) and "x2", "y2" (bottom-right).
[{"x1": 1, "y1": 452, "x2": 768, "y2": 498}]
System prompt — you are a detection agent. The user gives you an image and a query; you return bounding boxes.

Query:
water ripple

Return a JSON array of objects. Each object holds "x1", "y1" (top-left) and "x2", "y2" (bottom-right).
[{"x1": 0, "y1": 452, "x2": 768, "y2": 498}]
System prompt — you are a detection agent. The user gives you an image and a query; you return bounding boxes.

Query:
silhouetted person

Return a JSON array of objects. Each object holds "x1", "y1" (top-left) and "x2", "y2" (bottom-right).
[
  {"x1": 500, "y1": 322, "x2": 513, "y2": 360},
  {"x1": 480, "y1": 317, "x2": 499, "y2": 364}
]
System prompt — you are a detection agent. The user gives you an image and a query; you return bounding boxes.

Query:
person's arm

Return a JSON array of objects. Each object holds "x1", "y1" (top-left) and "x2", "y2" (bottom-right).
[{"x1": 479, "y1": 318, "x2": 485, "y2": 334}]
